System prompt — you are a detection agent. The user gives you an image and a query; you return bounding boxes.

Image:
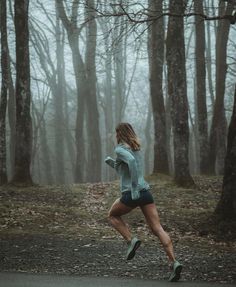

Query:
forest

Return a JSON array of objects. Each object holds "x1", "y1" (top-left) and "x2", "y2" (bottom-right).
[
  {"x1": 0, "y1": 0, "x2": 236, "y2": 283},
  {"x1": 0, "y1": 1, "x2": 236, "y2": 219}
]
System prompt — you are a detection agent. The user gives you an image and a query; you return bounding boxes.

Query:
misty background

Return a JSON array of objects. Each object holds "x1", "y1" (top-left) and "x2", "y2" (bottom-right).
[{"x1": 1, "y1": 0, "x2": 236, "y2": 185}]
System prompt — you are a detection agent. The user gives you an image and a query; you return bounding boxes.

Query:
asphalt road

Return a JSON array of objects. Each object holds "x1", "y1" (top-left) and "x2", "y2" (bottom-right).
[{"x1": 0, "y1": 272, "x2": 235, "y2": 287}]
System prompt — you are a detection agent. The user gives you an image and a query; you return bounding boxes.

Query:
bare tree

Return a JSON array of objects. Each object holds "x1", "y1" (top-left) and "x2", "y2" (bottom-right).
[
  {"x1": 144, "y1": 97, "x2": 152, "y2": 174},
  {"x1": 205, "y1": 0, "x2": 215, "y2": 106},
  {"x1": 55, "y1": 6, "x2": 66, "y2": 183},
  {"x1": 148, "y1": 0, "x2": 169, "y2": 174},
  {"x1": 215, "y1": 84, "x2": 236, "y2": 220},
  {"x1": 56, "y1": 0, "x2": 102, "y2": 183},
  {"x1": 0, "y1": 0, "x2": 8, "y2": 184},
  {"x1": 56, "y1": 0, "x2": 86, "y2": 182},
  {"x1": 98, "y1": 3, "x2": 115, "y2": 181},
  {"x1": 194, "y1": 0, "x2": 209, "y2": 174},
  {"x1": 166, "y1": 0, "x2": 195, "y2": 187},
  {"x1": 85, "y1": 0, "x2": 102, "y2": 182},
  {"x1": 208, "y1": 1, "x2": 234, "y2": 174},
  {"x1": 12, "y1": 0, "x2": 33, "y2": 184},
  {"x1": 7, "y1": 46, "x2": 16, "y2": 178}
]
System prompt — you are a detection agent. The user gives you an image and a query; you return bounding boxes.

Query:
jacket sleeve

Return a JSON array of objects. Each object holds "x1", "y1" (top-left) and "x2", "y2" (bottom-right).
[
  {"x1": 115, "y1": 146, "x2": 140, "y2": 200},
  {"x1": 104, "y1": 156, "x2": 116, "y2": 168}
]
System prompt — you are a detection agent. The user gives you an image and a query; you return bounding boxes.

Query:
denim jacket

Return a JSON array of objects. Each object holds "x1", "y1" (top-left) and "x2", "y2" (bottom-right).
[{"x1": 105, "y1": 143, "x2": 150, "y2": 200}]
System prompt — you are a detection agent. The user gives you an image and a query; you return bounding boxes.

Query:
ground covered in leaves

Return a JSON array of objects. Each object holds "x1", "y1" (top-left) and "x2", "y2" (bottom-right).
[{"x1": 0, "y1": 175, "x2": 235, "y2": 283}]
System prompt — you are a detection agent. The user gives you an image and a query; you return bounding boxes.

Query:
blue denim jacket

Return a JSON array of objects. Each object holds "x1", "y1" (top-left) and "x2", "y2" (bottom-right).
[{"x1": 105, "y1": 143, "x2": 150, "y2": 200}]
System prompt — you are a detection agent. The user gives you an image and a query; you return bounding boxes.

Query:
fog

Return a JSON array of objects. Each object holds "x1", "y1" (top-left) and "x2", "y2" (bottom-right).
[{"x1": 1, "y1": 0, "x2": 236, "y2": 184}]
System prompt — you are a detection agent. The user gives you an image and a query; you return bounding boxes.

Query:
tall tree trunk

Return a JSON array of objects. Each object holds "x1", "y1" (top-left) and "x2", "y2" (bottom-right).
[
  {"x1": 164, "y1": 64, "x2": 173, "y2": 174},
  {"x1": 0, "y1": 0, "x2": 8, "y2": 184},
  {"x1": 40, "y1": 118, "x2": 54, "y2": 184},
  {"x1": 113, "y1": 8, "x2": 126, "y2": 123},
  {"x1": 7, "y1": 45, "x2": 16, "y2": 179},
  {"x1": 194, "y1": 0, "x2": 209, "y2": 174},
  {"x1": 64, "y1": 88, "x2": 76, "y2": 180},
  {"x1": 98, "y1": 6, "x2": 114, "y2": 181},
  {"x1": 166, "y1": 0, "x2": 195, "y2": 187},
  {"x1": 85, "y1": 0, "x2": 101, "y2": 182},
  {"x1": 55, "y1": 10, "x2": 65, "y2": 183},
  {"x1": 144, "y1": 98, "x2": 152, "y2": 175},
  {"x1": 12, "y1": 0, "x2": 33, "y2": 184},
  {"x1": 193, "y1": 78, "x2": 200, "y2": 174},
  {"x1": 4, "y1": 1, "x2": 16, "y2": 178},
  {"x1": 56, "y1": 0, "x2": 85, "y2": 183},
  {"x1": 205, "y1": 0, "x2": 215, "y2": 106},
  {"x1": 31, "y1": 107, "x2": 40, "y2": 183},
  {"x1": 103, "y1": 35, "x2": 114, "y2": 181},
  {"x1": 208, "y1": 1, "x2": 234, "y2": 174},
  {"x1": 148, "y1": 0, "x2": 169, "y2": 174},
  {"x1": 215, "y1": 84, "x2": 236, "y2": 220}
]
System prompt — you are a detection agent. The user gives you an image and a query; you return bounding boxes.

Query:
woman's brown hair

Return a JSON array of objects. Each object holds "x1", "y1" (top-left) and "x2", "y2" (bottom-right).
[{"x1": 115, "y1": 122, "x2": 141, "y2": 151}]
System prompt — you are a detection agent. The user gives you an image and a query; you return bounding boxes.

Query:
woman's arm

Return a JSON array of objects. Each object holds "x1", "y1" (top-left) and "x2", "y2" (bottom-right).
[
  {"x1": 115, "y1": 146, "x2": 140, "y2": 199},
  {"x1": 104, "y1": 156, "x2": 116, "y2": 168}
]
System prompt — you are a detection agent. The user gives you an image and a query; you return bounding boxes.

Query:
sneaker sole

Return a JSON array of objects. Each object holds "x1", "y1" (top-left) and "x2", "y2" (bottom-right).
[
  {"x1": 126, "y1": 240, "x2": 141, "y2": 260},
  {"x1": 169, "y1": 265, "x2": 183, "y2": 282}
]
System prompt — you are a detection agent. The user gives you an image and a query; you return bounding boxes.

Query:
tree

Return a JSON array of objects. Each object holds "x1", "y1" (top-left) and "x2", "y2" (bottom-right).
[
  {"x1": 85, "y1": 0, "x2": 102, "y2": 182},
  {"x1": 205, "y1": 0, "x2": 215, "y2": 107},
  {"x1": 215, "y1": 84, "x2": 236, "y2": 220},
  {"x1": 148, "y1": 0, "x2": 169, "y2": 174},
  {"x1": 11, "y1": 0, "x2": 33, "y2": 184},
  {"x1": 56, "y1": 0, "x2": 102, "y2": 183},
  {"x1": 166, "y1": 0, "x2": 195, "y2": 187},
  {"x1": 55, "y1": 7, "x2": 66, "y2": 183},
  {"x1": 208, "y1": 1, "x2": 234, "y2": 174},
  {"x1": 98, "y1": 3, "x2": 115, "y2": 181},
  {"x1": 111, "y1": 4, "x2": 129, "y2": 124},
  {"x1": 56, "y1": 0, "x2": 86, "y2": 182},
  {"x1": 0, "y1": 0, "x2": 8, "y2": 185},
  {"x1": 144, "y1": 98, "x2": 152, "y2": 175},
  {"x1": 194, "y1": 0, "x2": 209, "y2": 174}
]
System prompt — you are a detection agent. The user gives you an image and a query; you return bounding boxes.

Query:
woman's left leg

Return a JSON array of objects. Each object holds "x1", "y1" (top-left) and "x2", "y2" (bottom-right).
[{"x1": 140, "y1": 203, "x2": 175, "y2": 263}]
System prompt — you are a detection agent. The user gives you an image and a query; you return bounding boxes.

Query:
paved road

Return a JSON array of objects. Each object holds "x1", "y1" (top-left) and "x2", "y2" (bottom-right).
[{"x1": 0, "y1": 272, "x2": 235, "y2": 287}]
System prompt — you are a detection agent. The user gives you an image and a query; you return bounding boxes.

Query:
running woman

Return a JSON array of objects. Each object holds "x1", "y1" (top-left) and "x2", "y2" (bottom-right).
[{"x1": 105, "y1": 122, "x2": 183, "y2": 282}]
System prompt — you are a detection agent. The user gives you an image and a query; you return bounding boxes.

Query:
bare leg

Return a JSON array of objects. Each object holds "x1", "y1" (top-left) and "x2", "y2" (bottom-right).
[
  {"x1": 108, "y1": 198, "x2": 134, "y2": 242},
  {"x1": 140, "y1": 203, "x2": 175, "y2": 263}
]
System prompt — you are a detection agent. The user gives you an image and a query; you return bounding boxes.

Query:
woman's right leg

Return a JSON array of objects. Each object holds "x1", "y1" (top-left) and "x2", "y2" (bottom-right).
[
  {"x1": 140, "y1": 203, "x2": 175, "y2": 263},
  {"x1": 108, "y1": 198, "x2": 134, "y2": 242}
]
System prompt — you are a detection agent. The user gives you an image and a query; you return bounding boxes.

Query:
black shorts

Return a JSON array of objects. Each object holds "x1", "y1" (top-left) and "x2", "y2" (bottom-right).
[{"x1": 120, "y1": 189, "x2": 154, "y2": 208}]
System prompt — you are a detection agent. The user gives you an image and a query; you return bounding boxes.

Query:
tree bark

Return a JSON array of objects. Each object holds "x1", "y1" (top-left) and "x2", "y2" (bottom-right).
[
  {"x1": 112, "y1": 6, "x2": 127, "y2": 123},
  {"x1": 56, "y1": 0, "x2": 85, "y2": 183},
  {"x1": 208, "y1": 1, "x2": 234, "y2": 174},
  {"x1": 85, "y1": 0, "x2": 102, "y2": 182},
  {"x1": 194, "y1": 0, "x2": 209, "y2": 174},
  {"x1": 148, "y1": 0, "x2": 169, "y2": 174},
  {"x1": 12, "y1": 0, "x2": 33, "y2": 184},
  {"x1": 55, "y1": 9, "x2": 65, "y2": 183},
  {"x1": 7, "y1": 45, "x2": 16, "y2": 179},
  {"x1": 104, "y1": 36, "x2": 114, "y2": 180},
  {"x1": 0, "y1": 0, "x2": 8, "y2": 184},
  {"x1": 98, "y1": 4, "x2": 114, "y2": 181},
  {"x1": 144, "y1": 98, "x2": 152, "y2": 175},
  {"x1": 166, "y1": 0, "x2": 195, "y2": 187},
  {"x1": 205, "y1": 0, "x2": 215, "y2": 107},
  {"x1": 40, "y1": 117, "x2": 54, "y2": 184},
  {"x1": 215, "y1": 84, "x2": 236, "y2": 220}
]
